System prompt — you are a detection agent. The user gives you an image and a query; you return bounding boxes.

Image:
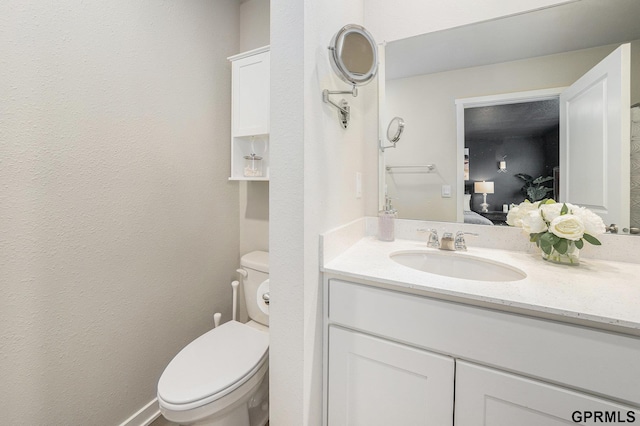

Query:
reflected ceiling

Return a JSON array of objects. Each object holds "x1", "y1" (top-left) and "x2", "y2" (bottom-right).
[
  {"x1": 386, "y1": 0, "x2": 640, "y2": 80},
  {"x1": 465, "y1": 100, "x2": 560, "y2": 140}
]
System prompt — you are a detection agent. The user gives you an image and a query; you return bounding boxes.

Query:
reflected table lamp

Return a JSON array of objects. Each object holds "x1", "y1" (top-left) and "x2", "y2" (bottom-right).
[{"x1": 474, "y1": 181, "x2": 494, "y2": 213}]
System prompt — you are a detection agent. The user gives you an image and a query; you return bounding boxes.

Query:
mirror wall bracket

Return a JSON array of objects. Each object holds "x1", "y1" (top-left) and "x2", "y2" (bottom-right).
[
  {"x1": 379, "y1": 139, "x2": 397, "y2": 152},
  {"x1": 322, "y1": 86, "x2": 358, "y2": 129}
]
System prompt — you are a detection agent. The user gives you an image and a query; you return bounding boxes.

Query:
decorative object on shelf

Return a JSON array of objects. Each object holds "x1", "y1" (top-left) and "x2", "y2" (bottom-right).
[
  {"x1": 514, "y1": 173, "x2": 554, "y2": 202},
  {"x1": 474, "y1": 181, "x2": 494, "y2": 213},
  {"x1": 506, "y1": 200, "x2": 606, "y2": 265},
  {"x1": 379, "y1": 117, "x2": 405, "y2": 152},
  {"x1": 323, "y1": 24, "x2": 378, "y2": 129},
  {"x1": 243, "y1": 153, "x2": 263, "y2": 177},
  {"x1": 498, "y1": 156, "x2": 508, "y2": 173}
]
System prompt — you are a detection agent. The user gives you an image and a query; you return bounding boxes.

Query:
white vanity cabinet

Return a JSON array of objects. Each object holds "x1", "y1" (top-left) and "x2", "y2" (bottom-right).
[
  {"x1": 324, "y1": 278, "x2": 640, "y2": 426},
  {"x1": 327, "y1": 326, "x2": 454, "y2": 425},
  {"x1": 455, "y1": 362, "x2": 637, "y2": 425},
  {"x1": 228, "y1": 46, "x2": 270, "y2": 180}
]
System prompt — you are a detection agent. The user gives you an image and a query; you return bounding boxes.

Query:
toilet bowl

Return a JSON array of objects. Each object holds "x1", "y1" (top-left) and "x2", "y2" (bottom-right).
[{"x1": 158, "y1": 251, "x2": 270, "y2": 426}]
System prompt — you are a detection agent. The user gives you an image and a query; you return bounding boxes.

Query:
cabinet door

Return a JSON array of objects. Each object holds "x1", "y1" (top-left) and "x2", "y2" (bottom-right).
[
  {"x1": 232, "y1": 51, "x2": 269, "y2": 136},
  {"x1": 455, "y1": 361, "x2": 637, "y2": 426},
  {"x1": 327, "y1": 326, "x2": 454, "y2": 426}
]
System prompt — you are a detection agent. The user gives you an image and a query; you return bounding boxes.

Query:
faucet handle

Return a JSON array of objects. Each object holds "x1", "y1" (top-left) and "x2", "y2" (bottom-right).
[
  {"x1": 454, "y1": 231, "x2": 478, "y2": 251},
  {"x1": 417, "y1": 228, "x2": 440, "y2": 248}
]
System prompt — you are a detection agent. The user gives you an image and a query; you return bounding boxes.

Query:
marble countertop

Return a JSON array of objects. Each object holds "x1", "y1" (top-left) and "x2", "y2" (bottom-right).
[{"x1": 323, "y1": 236, "x2": 640, "y2": 335}]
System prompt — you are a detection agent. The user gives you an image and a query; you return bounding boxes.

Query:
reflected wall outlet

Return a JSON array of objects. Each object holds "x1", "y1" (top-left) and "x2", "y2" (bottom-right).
[{"x1": 441, "y1": 185, "x2": 451, "y2": 198}]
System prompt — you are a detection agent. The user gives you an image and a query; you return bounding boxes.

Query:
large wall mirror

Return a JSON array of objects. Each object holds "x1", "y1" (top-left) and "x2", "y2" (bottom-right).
[{"x1": 379, "y1": 0, "x2": 640, "y2": 233}]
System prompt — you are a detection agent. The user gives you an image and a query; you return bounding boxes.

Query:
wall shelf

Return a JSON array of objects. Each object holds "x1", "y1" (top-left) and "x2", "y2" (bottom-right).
[{"x1": 228, "y1": 46, "x2": 270, "y2": 181}]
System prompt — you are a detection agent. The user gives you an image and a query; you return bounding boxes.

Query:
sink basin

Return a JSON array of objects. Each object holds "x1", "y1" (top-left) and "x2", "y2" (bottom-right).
[{"x1": 390, "y1": 250, "x2": 526, "y2": 282}]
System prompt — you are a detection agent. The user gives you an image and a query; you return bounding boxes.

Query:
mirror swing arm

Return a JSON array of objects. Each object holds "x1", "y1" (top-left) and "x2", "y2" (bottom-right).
[
  {"x1": 322, "y1": 86, "x2": 358, "y2": 129},
  {"x1": 379, "y1": 138, "x2": 397, "y2": 152}
]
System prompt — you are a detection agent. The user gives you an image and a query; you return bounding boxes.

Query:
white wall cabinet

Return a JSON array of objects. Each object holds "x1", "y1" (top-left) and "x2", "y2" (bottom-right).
[
  {"x1": 328, "y1": 326, "x2": 454, "y2": 426},
  {"x1": 324, "y1": 279, "x2": 640, "y2": 425},
  {"x1": 228, "y1": 46, "x2": 270, "y2": 180}
]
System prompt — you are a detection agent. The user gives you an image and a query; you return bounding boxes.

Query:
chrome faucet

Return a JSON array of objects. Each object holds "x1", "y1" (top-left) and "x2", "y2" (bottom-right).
[
  {"x1": 454, "y1": 231, "x2": 479, "y2": 251},
  {"x1": 418, "y1": 228, "x2": 440, "y2": 248}
]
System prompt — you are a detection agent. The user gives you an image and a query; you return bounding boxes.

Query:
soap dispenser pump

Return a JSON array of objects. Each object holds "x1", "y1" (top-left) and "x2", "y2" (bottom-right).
[{"x1": 378, "y1": 195, "x2": 397, "y2": 242}]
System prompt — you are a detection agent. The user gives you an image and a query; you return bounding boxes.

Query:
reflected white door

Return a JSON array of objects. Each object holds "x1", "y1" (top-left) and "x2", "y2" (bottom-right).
[{"x1": 560, "y1": 43, "x2": 630, "y2": 228}]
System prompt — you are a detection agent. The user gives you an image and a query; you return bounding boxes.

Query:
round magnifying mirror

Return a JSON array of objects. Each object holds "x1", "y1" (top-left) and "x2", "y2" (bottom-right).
[
  {"x1": 387, "y1": 117, "x2": 405, "y2": 144},
  {"x1": 329, "y1": 24, "x2": 378, "y2": 86}
]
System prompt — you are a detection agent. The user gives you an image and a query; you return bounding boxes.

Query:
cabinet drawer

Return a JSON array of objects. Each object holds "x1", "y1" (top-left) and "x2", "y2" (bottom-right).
[{"x1": 328, "y1": 279, "x2": 640, "y2": 406}]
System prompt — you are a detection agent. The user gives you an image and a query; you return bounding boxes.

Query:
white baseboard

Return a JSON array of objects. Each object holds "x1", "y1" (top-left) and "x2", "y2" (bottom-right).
[{"x1": 118, "y1": 398, "x2": 161, "y2": 426}]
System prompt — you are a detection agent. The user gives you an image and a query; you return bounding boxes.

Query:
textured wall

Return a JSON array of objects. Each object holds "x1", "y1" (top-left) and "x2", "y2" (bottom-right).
[
  {"x1": 270, "y1": 0, "x2": 373, "y2": 424},
  {"x1": 240, "y1": 0, "x2": 271, "y2": 52},
  {"x1": 0, "y1": 1, "x2": 240, "y2": 424}
]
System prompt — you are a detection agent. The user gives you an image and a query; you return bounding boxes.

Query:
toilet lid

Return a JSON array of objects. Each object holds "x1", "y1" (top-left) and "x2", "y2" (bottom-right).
[{"x1": 158, "y1": 321, "x2": 269, "y2": 406}]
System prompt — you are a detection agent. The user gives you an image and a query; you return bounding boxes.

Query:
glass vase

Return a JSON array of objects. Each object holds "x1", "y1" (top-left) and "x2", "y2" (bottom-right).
[{"x1": 541, "y1": 241, "x2": 580, "y2": 265}]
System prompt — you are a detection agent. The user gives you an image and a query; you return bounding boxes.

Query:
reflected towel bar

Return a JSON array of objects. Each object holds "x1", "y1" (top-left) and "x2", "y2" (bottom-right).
[{"x1": 386, "y1": 164, "x2": 436, "y2": 172}]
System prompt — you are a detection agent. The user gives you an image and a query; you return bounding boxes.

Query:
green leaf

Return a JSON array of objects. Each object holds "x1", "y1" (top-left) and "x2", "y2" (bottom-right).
[
  {"x1": 529, "y1": 232, "x2": 545, "y2": 243},
  {"x1": 539, "y1": 233, "x2": 555, "y2": 249},
  {"x1": 575, "y1": 239, "x2": 584, "y2": 249},
  {"x1": 583, "y1": 233, "x2": 602, "y2": 246},
  {"x1": 554, "y1": 238, "x2": 568, "y2": 254},
  {"x1": 527, "y1": 186, "x2": 554, "y2": 202},
  {"x1": 560, "y1": 203, "x2": 569, "y2": 215},
  {"x1": 515, "y1": 173, "x2": 534, "y2": 183},
  {"x1": 532, "y1": 176, "x2": 555, "y2": 184},
  {"x1": 540, "y1": 244, "x2": 553, "y2": 255}
]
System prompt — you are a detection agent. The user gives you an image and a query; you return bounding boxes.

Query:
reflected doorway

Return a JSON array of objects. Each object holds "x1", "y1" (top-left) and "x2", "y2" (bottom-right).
[{"x1": 464, "y1": 99, "x2": 560, "y2": 223}]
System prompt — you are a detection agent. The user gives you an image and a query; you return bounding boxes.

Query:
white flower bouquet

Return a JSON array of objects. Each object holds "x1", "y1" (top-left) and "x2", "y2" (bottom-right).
[{"x1": 506, "y1": 200, "x2": 606, "y2": 264}]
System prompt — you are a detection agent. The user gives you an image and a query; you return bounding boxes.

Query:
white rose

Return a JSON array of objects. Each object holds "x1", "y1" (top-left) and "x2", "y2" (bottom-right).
[
  {"x1": 571, "y1": 206, "x2": 606, "y2": 236},
  {"x1": 506, "y1": 206, "x2": 523, "y2": 227},
  {"x1": 522, "y1": 211, "x2": 548, "y2": 234},
  {"x1": 548, "y1": 214, "x2": 585, "y2": 241},
  {"x1": 539, "y1": 202, "x2": 563, "y2": 223},
  {"x1": 506, "y1": 201, "x2": 539, "y2": 227}
]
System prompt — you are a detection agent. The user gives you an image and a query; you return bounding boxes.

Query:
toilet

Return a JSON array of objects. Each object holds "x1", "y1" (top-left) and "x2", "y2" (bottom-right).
[{"x1": 158, "y1": 251, "x2": 270, "y2": 426}]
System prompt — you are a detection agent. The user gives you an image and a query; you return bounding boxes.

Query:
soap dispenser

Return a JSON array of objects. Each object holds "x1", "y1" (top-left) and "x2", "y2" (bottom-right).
[{"x1": 378, "y1": 195, "x2": 397, "y2": 242}]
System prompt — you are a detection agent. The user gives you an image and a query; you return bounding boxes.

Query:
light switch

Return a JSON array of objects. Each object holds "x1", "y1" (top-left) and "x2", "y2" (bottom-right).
[
  {"x1": 356, "y1": 172, "x2": 362, "y2": 199},
  {"x1": 441, "y1": 184, "x2": 451, "y2": 198}
]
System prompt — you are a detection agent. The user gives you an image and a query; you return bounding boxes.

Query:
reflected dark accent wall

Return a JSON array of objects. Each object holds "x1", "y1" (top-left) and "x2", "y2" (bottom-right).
[{"x1": 465, "y1": 127, "x2": 559, "y2": 211}]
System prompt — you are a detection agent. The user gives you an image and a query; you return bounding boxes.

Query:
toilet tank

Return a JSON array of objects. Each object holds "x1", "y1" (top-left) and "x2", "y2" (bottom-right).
[{"x1": 240, "y1": 251, "x2": 269, "y2": 326}]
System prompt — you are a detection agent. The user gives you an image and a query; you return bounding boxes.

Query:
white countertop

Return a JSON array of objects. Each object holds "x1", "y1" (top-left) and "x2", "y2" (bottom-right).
[{"x1": 323, "y1": 236, "x2": 640, "y2": 335}]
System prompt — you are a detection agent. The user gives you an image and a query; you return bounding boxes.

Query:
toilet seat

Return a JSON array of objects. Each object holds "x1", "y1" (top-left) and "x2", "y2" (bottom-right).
[{"x1": 158, "y1": 321, "x2": 269, "y2": 411}]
